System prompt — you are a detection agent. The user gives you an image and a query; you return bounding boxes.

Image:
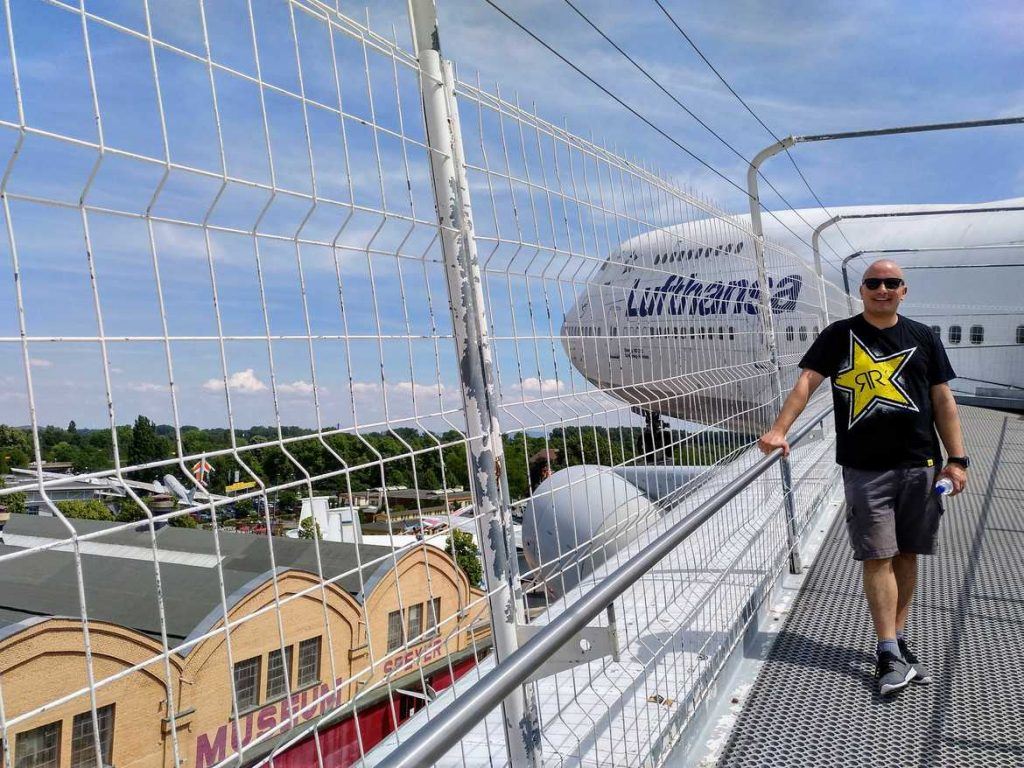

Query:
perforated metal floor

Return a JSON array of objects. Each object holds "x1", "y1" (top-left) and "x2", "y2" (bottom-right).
[{"x1": 717, "y1": 406, "x2": 1024, "y2": 768}]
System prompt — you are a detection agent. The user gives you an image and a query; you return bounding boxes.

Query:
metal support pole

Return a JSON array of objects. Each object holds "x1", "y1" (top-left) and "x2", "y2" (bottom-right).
[
  {"x1": 407, "y1": 2, "x2": 540, "y2": 765},
  {"x1": 746, "y1": 140, "x2": 802, "y2": 575},
  {"x1": 810, "y1": 214, "x2": 841, "y2": 325},
  {"x1": 841, "y1": 251, "x2": 861, "y2": 316}
]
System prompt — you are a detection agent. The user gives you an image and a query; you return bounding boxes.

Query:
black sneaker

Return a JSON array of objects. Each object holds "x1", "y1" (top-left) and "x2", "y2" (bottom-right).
[
  {"x1": 876, "y1": 650, "x2": 916, "y2": 696},
  {"x1": 898, "y1": 638, "x2": 933, "y2": 684}
]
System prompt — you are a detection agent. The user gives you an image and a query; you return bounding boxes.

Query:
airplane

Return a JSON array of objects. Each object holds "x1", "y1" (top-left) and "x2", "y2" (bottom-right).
[{"x1": 560, "y1": 197, "x2": 1024, "y2": 434}]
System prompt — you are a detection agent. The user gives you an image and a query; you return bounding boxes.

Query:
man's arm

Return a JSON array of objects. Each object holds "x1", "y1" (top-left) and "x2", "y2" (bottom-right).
[
  {"x1": 758, "y1": 368, "x2": 826, "y2": 456},
  {"x1": 931, "y1": 382, "x2": 967, "y2": 494}
]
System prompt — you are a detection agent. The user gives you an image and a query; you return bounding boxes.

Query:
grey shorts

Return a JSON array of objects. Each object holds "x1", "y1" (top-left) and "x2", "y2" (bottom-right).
[{"x1": 842, "y1": 466, "x2": 945, "y2": 560}]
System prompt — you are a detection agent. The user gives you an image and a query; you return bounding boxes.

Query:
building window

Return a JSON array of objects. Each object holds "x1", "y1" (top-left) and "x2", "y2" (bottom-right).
[
  {"x1": 297, "y1": 637, "x2": 322, "y2": 689},
  {"x1": 14, "y1": 722, "x2": 61, "y2": 768},
  {"x1": 408, "y1": 602, "x2": 424, "y2": 641},
  {"x1": 387, "y1": 609, "x2": 404, "y2": 652},
  {"x1": 233, "y1": 656, "x2": 261, "y2": 712},
  {"x1": 266, "y1": 646, "x2": 294, "y2": 701},
  {"x1": 427, "y1": 597, "x2": 442, "y2": 637},
  {"x1": 948, "y1": 325, "x2": 961, "y2": 344},
  {"x1": 1017, "y1": 326, "x2": 1024, "y2": 344},
  {"x1": 930, "y1": 325, "x2": 941, "y2": 338},
  {"x1": 71, "y1": 705, "x2": 115, "y2": 768},
  {"x1": 718, "y1": 327, "x2": 724, "y2": 340},
  {"x1": 812, "y1": 325, "x2": 819, "y2": 338},
  {"x1": 799, "y1": 326, "x2": 808, "y2": 342},
  {"x1": 969, "y1": 325, "x2": 984, "y2": 344}
]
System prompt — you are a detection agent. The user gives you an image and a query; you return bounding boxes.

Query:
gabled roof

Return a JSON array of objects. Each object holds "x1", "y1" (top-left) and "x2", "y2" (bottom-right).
[{"x1": 0, "y1": 514, "x2": 401, "y2": 651}]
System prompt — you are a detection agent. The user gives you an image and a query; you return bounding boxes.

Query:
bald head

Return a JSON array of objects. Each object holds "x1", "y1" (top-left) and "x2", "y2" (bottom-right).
[
  {"x1": 863, "y1": 259, "x2": 904, "y2": 280},
  {"x1": 859, "y1": 259, "x2": 906, "y2": 322}
]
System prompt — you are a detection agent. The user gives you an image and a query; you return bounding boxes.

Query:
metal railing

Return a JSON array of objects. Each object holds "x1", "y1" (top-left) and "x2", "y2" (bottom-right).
[{"x1": 378, "y1": 405, "x2": 833, "y2": 768}]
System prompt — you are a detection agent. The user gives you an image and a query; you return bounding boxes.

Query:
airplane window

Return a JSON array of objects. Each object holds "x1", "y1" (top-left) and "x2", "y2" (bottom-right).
[
  {"x1": 729, "y1": 327, "x2": 735, "y2": 340},
  {"x1": 689, "y1": 326, "x2": 695, "y2": 337},
  {"x1": 686, "y1": 249, "x2": 693, "y2": 259},
  {"x1": 799, "y1": 326, "x2": 808, "y2": 341},
  {"x1": 736, "y1": 242, "x2": 744, "y2": 253},
  {"x1": 785, "y1": 326, "x2": 795, "y2": 342},
  {"x1": 1017, "y1": 326, "x2": 1024, "y2": 344},
  {"x1": 970, "y1": 325, "x2": 984, "y2": 345},
  {"x1": 726, "y1": 243, "x2": 734, "y2": 253},
  {"x1": 654, "y1": 254, "x2": 661, "y2": 264},
  {"x1": 719, "y1": 327, "x2": 724, "y2": 340},
  {"x1": 930, "y1": 325, "x2": 941, "y2": 338},
  {"x1": 948, "y1": 325, "x2": 961, "y2": 344}
]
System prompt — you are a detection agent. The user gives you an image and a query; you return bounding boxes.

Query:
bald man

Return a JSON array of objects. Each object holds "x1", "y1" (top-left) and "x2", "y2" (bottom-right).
[{"x1": 759, "y1": 259, "x2": 967, "y2": 696}]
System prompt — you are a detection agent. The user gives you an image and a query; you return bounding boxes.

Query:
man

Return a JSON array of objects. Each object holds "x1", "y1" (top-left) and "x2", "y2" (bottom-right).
[{"x1": 758, "y1": 259, "x2": 967, "y2": 696}]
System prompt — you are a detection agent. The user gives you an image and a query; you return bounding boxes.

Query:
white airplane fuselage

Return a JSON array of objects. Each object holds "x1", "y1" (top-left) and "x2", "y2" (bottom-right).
[{"x1": 562, "y1": 199, "x2": 1024, "y2": 431}]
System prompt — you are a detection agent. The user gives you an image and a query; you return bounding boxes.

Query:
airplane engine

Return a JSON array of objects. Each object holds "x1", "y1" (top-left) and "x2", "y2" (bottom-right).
[{"x1": 522, "y1": 464, "x2": 704, "y2": 598}]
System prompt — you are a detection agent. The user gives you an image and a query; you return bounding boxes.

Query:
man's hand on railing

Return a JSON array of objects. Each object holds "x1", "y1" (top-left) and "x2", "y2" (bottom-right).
[{"x1": 758, "y1": 429, "x2": 790, "y2": 457}]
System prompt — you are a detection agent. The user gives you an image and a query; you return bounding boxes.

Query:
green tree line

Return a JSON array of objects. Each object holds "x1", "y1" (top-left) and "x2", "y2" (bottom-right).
[{"x1": 1, "y1": 415, "x2": 738, "y2": 504}]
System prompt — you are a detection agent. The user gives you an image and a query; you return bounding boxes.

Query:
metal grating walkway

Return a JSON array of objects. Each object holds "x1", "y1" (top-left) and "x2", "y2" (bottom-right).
[{"x1": 717, "y1": 406, "x2": 1024, "y2": 768}]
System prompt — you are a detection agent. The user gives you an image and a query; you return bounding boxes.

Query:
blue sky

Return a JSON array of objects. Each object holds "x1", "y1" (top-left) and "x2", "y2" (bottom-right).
[{"x1": 0, "y1": 0, "x2": 1021, "y2": 430}]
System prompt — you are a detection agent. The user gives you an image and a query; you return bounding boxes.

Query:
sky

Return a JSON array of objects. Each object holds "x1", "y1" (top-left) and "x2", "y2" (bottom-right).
[{"x1": 0, "y1": 0, "x2": 1021, "y2": 431}]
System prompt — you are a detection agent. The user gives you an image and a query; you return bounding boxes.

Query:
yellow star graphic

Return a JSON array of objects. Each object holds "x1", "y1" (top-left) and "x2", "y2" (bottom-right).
[{"x1": 834, "y1": 333, "x2": 918, "y2": 428}]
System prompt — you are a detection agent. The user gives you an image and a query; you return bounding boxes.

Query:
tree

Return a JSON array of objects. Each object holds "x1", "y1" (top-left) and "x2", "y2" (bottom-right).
[
  {"x1": 3, "y1": 491, "x2": 26, "y2": 516},
  {"x1": 67, "y1": 420, "x2": 77, "y2": 435},
  {"x1": 298, "y1": 516, "x2": 321, "y2": 540},
  {"x1": 55, "y1": 499, "x2": 114, "y2": 521},
  {"x1": 446, "y1": 529, "x2": 483, "y2": 587},
  {"x1": 170, "y1": 514, "x2": 198, "y2": 529},
  {"x1": 0, "y1": 425, "x2": 32, "y2": 472},
  {"x1": 233, "y1": 498, "x2": 255, "y2": 519},
  {"x1": 113, "y1": 497, "x2": 147, "y2": 523},
  {"x1": 127, "y1": 416, "x2": 169, "y2": 478},
  {"x1": 276, "y1": 489, "x2": 301, "y2": 516}
]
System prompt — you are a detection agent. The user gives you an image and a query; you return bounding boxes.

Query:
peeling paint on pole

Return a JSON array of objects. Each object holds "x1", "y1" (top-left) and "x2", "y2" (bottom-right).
[{"x1": 408, "y1": 1, "x2": 541, "y2": 764}]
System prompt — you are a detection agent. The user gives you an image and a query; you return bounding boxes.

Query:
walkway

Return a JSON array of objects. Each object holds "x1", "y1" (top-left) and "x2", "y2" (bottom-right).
[{"x1": 717, "y1": 405, "x2": 1024, "y2": 767}]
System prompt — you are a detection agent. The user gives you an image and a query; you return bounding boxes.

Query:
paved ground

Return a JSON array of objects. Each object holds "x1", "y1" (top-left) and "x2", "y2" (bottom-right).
[{"x1": 717, "y1": 406, "x2": 1024, "y2": 768}]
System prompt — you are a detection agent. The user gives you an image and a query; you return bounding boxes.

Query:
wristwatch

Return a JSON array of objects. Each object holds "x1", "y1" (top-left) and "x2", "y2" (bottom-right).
[{"x1": 947, "y1": 456, "x2": 970, "y2": 469}]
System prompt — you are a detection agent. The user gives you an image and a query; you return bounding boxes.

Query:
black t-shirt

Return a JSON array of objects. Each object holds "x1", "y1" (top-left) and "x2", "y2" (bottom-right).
[{"x1": 799, "y1": 314, "x2": 956, "y2": 470}]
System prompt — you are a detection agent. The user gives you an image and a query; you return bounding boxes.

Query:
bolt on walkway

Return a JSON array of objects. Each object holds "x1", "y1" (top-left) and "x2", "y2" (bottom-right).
[{"x1": 717, "y1": 405, "x2": 1024, "y2": 768}]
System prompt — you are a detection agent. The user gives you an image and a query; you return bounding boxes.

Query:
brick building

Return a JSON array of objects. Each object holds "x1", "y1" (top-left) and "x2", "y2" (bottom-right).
[{"x1": 0, "y1": 515, "x2": 489, "y2": 767}]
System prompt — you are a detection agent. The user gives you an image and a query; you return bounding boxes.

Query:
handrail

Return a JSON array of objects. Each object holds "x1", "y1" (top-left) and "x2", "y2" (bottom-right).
[{"x1": 378, "y1": 405, "x2": 835, "y2": 768}]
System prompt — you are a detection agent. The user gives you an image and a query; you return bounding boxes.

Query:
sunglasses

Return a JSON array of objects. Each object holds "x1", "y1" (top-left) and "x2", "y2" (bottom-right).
[{"x1": 862, "y1": 277, "x2": 904, "y2": 290}]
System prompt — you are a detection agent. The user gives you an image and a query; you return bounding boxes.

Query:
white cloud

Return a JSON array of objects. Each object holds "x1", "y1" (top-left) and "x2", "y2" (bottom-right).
[
  {"x1": 124, "y1": 381, "x2": 165, "y2": 393},
  {"x1": 277, "y1": 380, "x2": 315, "y2": 395},
  {"x1": 202, "y1": 369, "x2": 267, "y2": 394},
  {"x1": 517, "y1": 377, "x2": 566, "y2": 398},
  {"x1": 29, "y1": 358, "x2": 52, "y2": 368}
]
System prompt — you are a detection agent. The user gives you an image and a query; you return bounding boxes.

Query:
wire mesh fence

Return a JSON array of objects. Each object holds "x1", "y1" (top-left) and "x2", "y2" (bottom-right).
[{"x1": 0, "y1": 2, "x2": 853, "y2": 767}]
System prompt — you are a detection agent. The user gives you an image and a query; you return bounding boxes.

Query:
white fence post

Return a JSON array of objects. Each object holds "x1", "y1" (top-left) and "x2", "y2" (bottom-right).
[{"x1": 407, "y1": 1, "x2": 542, "y2": 764}]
